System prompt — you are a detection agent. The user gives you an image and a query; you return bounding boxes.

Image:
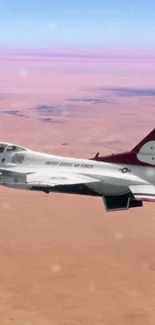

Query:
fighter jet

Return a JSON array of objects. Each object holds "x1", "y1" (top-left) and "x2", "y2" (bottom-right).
[{"x1": 1, "y1": 128, "x2": 155, "y2": 212}]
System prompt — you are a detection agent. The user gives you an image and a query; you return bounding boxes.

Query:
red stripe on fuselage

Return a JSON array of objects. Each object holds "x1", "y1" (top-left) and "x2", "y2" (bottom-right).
[{"x1": 91, "y1": 151, "x2": 154, "y2": 167}]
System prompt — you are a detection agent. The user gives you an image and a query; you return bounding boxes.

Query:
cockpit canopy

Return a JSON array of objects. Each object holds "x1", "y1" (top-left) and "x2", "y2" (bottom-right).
[{"x1": 0, "y1": 143, "x2": 28, "y2": 154}]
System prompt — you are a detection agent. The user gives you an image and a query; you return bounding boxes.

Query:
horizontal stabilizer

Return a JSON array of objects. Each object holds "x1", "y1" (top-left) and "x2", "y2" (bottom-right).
[{"x1": 129, "y1": 185, "x2": 155, "y2": 201}]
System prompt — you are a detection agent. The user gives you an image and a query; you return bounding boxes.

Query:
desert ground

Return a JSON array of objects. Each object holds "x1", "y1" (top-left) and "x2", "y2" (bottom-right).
[{"x1": 0, "y1": 50, "x2": 155, "y2": 324}]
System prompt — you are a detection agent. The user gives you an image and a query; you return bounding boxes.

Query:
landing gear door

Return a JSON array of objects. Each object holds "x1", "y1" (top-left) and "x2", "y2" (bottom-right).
[{"x1": 102, "y1": 194, "x2": 143, "y2": 212}]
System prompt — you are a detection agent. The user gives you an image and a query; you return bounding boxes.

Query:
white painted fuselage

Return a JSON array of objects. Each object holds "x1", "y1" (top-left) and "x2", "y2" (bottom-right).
[
  {"x1": 0, "y1": 143, "x2": 150, "y2": 194},
  {"x1": 1, "y1": 130, "x2": 155, "y2": 212}
]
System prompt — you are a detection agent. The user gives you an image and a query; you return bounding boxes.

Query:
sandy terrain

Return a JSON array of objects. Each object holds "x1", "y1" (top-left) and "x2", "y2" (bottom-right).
[{"x1": 0, "y1": 50, "x2": 155, "y2": 324}]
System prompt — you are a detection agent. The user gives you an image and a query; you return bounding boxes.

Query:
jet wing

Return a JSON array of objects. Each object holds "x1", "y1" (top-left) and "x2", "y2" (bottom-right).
[
  {"x1": 0, "y1": 166, "x2": 144, "y2": 209},
  {"x1": 26, "y1": 171, "x2": 100, "y2": 187}
]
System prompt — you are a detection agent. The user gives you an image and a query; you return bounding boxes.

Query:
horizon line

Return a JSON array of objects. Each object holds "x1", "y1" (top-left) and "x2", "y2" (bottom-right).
[{"x1": 0, "y1": 48, "x2": 155, "y2": 61}]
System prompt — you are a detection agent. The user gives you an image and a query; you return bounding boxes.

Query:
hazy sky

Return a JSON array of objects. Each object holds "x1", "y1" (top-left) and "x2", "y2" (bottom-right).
[{"x1": 0, "y1": 0, "x2": 155, "y2": 49}]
